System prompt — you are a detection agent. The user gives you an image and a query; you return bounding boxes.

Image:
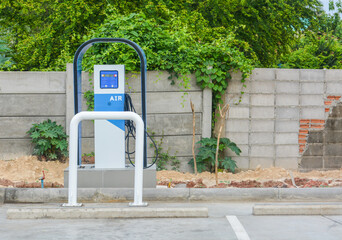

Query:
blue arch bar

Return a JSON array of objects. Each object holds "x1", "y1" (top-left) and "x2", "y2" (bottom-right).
[{"x1": 73, "y1": 38, "x2": 147, "y2": 167}]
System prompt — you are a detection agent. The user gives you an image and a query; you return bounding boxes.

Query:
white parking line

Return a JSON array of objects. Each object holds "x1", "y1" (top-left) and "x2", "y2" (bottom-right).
[{"x1": 226, "y1": 215, "x2": 251, "y2": 240}]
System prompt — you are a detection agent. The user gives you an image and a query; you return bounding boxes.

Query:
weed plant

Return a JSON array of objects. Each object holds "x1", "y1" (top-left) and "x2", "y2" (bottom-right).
[
  {"x1": 189, "y1": 137, "x2": 241, "y2": 173},
  {"x1": 27, "y1": 120, "x2": 68, "y2": 161}
]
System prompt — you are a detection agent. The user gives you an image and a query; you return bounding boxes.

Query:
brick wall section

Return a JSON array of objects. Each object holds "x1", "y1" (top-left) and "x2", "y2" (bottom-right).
[
  {"x1": 298, "y1": 96, "x2": 341, "y2": 155},
  {"x1": 301, "y1": 99, "x2": 342, "y2": 170},
  {"x1": 298, "y1": 119, "x2": 325, "y2": 154},
  {"x1": 325, "y1": 96, "x2": 341, "y2": 112},
  {"x1": 226, "y1": 68, "x2": 342, "y2": 171}
]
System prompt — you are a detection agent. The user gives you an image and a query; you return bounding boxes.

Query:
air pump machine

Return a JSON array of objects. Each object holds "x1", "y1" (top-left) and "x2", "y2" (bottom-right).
[
  {"x1": 64, "y1": 38, "x2": 156, "y2": 188},
  {"x1": 94, "y1": 65, "x2": 125, "y2": 169}
]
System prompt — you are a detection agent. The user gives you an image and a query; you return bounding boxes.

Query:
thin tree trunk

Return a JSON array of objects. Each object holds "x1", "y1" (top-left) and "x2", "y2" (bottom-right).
[
  {"x1": 214, "y1": 92, "x2": 226, "y2": 138},
  {"x1": 215, "y1": 125, "x2": 223, "y2": 185},
  {"x1": 215, "y1": 104, "x2": 230, "y2": 186},
  {"x1": 190, "y1": 100, "x2": 197, "y2": 175}
]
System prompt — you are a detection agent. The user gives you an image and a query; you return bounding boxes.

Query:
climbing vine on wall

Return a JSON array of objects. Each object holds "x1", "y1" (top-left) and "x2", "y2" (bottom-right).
[{"x1": 82, "y1": 12, "x2": 255, "y2": 107}]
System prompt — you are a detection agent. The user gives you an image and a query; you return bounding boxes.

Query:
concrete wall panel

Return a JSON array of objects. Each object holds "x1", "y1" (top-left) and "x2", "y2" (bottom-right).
[
  {"x1": 0, "y1": 72, "x2": 66, "y2": 93},
  {"x1": 129, "y1": 92, "x2": 203, "y2": 114},
  {"x1": 0, "y1": 94, "x2": 65, "y2": 116},
  {"x1": 0, "y1": 67, "x2": 206, "y2": 173},
  {"x1": 82, "y1": 135, "x2": 201, "y2": 158},
  {"x1": 81, "y1": 114, "x2": 202, "y2": 138},
  {"x1": 0, "y1": 139, "x2": 32, "y2": 160},
  {"x1": 0, "y1": 117, "x2": 65, "y2": 138},
  {"x1": 81, "y1": 71, "x2": 201, "y2": 93}
]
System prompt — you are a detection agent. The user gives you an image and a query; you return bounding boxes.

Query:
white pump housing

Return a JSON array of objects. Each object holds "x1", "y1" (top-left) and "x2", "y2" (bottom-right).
[{"x1": 94, "y1": 65, "x2": 125, "y2": 169}]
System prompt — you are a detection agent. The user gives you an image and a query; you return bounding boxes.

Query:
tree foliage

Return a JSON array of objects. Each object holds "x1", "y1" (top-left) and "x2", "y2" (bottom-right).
[
  {"x1": 0, "y1": 39, "x2": 14, "y2": 69},
  {"x1": 143, "y1": 0, "x2": 323, "y2": 66},
  {"x1": 0, "y1": 0, "x2": 108, "y2": 70},
  {"x1": 279, "y1": 32, "x2": 342, "y2": 69},
  {"x1": 279, "y1": 0, "x2": 342, "y2": 69},
  {"x1": 82, "y1": 11, "x2": 254, "y2": 104},
  {"x1": 0, "y1": 0, "x2": 325, "y2": 71}
]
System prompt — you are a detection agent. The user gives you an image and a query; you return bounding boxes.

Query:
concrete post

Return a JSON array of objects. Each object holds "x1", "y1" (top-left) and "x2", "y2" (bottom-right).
[
  {"x1": 202, "y1": 88, "x2": 212, "y2": 138},
  {"x1": 65, "y1": 63, "x2": 74, "y2": 135}
]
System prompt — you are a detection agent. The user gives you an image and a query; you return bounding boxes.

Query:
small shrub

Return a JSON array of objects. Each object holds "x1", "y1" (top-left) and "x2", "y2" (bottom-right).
[
  {"x1": 84, "y1": 90, "x2": 94, "y2": 111},
  {"x1": 27, "y1": 120, "x2": 68, "y2": 161},
  {"x1": 189, "y1": 137, "x2": 241, "y2": 173},
  {"x1": 149, "y1": 131, "x2": 180, "y2": 171}
]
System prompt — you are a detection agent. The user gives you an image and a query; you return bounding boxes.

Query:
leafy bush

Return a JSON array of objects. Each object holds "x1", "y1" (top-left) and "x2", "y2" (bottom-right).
[
  {"x1": 27, "y1": 120, "x2": 68, "y2": 161},
  {"x1": 188, "y1": 137, "x2": 241, "y2": 173},
  {"x1": 83, "y1": 11, "x2": 254, "y2": 106},
  {"x1": 0, "y1": 39, "x2": 14, "y2": 69}
]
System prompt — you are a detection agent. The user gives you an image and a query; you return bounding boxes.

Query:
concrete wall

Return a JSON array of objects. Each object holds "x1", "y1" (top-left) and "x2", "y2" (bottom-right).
[
  {"x1": 226, "y1": 69, "x2": 342, "y2": 171},
  {"x1": 0, "y1": 71, "x2": 67, "y2": 160},
  {"x1": 2, "y1": 67, "x2": 342, "y2": 172},
  {"x1": 0, "y1": 64, "x2": 210, "y2": 172}
]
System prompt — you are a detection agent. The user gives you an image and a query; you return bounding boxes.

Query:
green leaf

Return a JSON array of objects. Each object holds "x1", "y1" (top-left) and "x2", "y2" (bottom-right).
[
  {"x1": 30, "y1": 131, "x2": 40, "y2": 139},
  {"x1": 198, "y1": 147, "x2": 216, "y2": 161},
  {"x1": 221, "y1": 157, "x2": 237, "y2": 173},
  {"x1": 188, "y1": 158, "x2": 207, "y2": 173}
]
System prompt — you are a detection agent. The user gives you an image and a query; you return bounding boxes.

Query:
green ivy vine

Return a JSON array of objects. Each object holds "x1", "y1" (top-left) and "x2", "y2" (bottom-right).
[{"x1": 81, "y1": 11, "x2": 255, "y2": 108}]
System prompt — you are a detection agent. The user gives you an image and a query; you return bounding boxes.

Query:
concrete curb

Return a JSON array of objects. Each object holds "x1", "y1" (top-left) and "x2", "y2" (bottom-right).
[
  {"x1": 189, "y1": 188, "x2": 279, "y2": 201},
  {"x1": 3, "y1": 187, "x2": 342, "y2": 203},
  {"x1": 7, "y1": 207, "x2": 209, "y2": 219},
  {"x1": 278, "y1": 188, "x2": 342, "y2": 201},
  {"x1": 253, "y1": 203, "x2": 342, "y2": 215},
  {"x1": 3, "y1": 188, "x2": 190, "y2": 203},
  {"x1": 0, "y1": 188, "x2": 5, "y2": 204}
]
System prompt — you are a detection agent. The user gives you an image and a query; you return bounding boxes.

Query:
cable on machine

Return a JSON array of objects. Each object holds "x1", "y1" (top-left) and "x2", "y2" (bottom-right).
[{"x1": 124, "y1": 93, "x2": 158, "y2": 168}]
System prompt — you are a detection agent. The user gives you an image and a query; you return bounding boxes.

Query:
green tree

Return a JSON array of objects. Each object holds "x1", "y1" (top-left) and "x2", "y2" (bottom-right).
[
  {"x1": 278, "y1": 0, "x2": 342, "y2": 69},
  {"x1": 0, "y1": 0, "x2": 108, "y2": 70},
  {"x1": 0, "y1": 0, "x2": 325, "y2": 70},
  {"x1": 319, "y1": 0, "x2": 342, "y2": 35},
  {"x1": 279, "y1": 33, "x2": 342, "y2": 69},
  {"x1": 143, "y1": 0, "x2": 323, "y2": 66}
]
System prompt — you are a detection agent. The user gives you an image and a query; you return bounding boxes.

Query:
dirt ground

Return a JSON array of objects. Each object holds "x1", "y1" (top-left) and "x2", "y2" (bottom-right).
[
  {"x1": 157, "y1": 167, "x2": 342, "y2": 188},
  {"x1": 1, "y1": 156, "x2": 342, "y2": 188},
  {"x1": 0, "y1": 156, "x2": 67, "y2": 188}
]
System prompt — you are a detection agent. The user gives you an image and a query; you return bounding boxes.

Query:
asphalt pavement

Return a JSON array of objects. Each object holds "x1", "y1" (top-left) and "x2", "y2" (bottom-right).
[{"x1": 2, "y1": 202, "x2": 342, "y2": 240}]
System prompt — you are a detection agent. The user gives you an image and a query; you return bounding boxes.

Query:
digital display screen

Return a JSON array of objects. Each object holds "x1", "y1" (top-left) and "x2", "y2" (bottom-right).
[{"x1": 100, "y1": 70, "x2": 118, "y2": 89}]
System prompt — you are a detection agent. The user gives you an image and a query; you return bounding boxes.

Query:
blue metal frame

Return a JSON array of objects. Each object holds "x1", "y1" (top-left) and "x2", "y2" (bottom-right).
[{"x1": 73, "y1": 38, "x2": 147, "y2": 167}]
